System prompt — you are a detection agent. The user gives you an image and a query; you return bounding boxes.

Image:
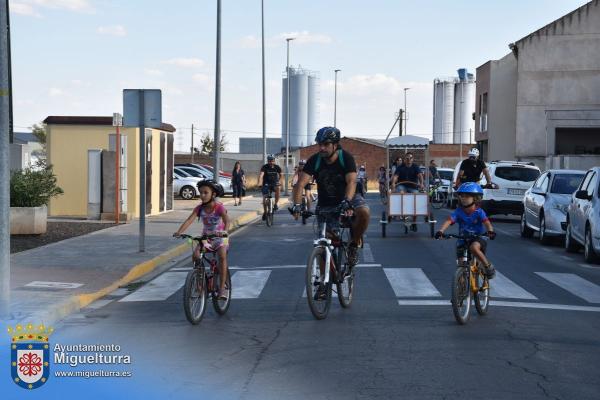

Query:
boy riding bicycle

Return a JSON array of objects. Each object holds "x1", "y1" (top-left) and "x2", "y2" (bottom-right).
[
  {"x1": 173, "y1": 180, "x2": 231, "y2": 300},
  {"x1": 435, "y1": 182, "x2": 496, "y2": 279}
]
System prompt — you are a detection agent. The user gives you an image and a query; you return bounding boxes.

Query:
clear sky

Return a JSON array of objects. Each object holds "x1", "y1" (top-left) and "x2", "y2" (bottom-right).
[{"x1": 9, "y1": 0, "x2": 590, "y2": 151}]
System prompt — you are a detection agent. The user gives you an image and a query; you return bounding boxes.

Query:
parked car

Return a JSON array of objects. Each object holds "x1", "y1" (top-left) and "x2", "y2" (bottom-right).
[
  {"x1": 434, "y1": 167, "x2": 454, "y2": 196},
  {"x1": 173, "y1": 171, "x2": 202, "y2": 200},
  {"x1": 175, "y1": 165, "x2": 233, "y2": 196},
  {"x1": 565, "y1": 166, "x2": 600, "y2": 263},
  {"x1": 521, "y1": 169, "x2": 585, "y2": 244},
  {"x1": 449, "y1": 160, "x2": 541, "y2": 216}
]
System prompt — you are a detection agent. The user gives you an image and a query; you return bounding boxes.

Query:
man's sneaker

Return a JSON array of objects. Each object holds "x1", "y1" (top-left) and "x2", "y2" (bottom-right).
[
  {"x1": 410, "y1": 223, "x2": 418, "y2": 232},
  {"x1": 262, "y1": 213, "x2": 266, "y2": 221},
  {"x1": 273, "y1": 204, "x2": 279, "y2": 211},
  {"x1": 484, "y1": 263, "x2": 496, "y2": 279},
  {"x1": 348, "y1": 244, "x2": 359, "y2": 267},
  {"x1": 314, "y1": 283, "x2": 327, "y2": 300}
]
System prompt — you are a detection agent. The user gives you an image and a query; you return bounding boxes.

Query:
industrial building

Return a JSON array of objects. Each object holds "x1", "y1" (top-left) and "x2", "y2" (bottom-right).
[
  {"x1": 281, "y1": 66, "x2": 319, "y2": 149},
  {"x1": 432, "y1": 68, "x2": 475, "y2": 146}
]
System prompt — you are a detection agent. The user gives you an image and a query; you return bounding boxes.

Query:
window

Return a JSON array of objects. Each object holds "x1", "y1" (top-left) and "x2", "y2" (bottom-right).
[
  {"x1": 494, "y1": 167, "x2": 540, "y2": 182},
  {"x1": 579, "y1": 171, "x2": 594, "y2": 193},
  {"x1": 533, "y1": 173, "x2": 546, "y2": 189},
  {"x1": 438, "y1": 170, "x2": 453, "y2": 180},
  {"x1": 550, "y1": 174, "x2": 585, "y2": 194},
  {"x1": 585, "y1": 173, "x2": 597, "y2": 198},
  {"x1": 539, "y1": 175, "x2": 550, "y2": 193},
  {"x1": 479, "y1": 93, "x2": 488, "y2": 132}
]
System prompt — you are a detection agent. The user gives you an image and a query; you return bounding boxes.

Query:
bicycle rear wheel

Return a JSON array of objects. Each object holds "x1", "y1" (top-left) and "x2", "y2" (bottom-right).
[
  {"x1": 474, "y1": 268, "x2": 490, "y2": 316},
  {"x1": 212, "y1": 267, "x2": 232, "y2": 315},
  {"x1": 301, "y1": 198, "x2": 308, "y2": 225},
  {"x1": 451, "y1": 267, "x2": 471, "y2": 325},
  {"x1": 183, "y1": 267, "x2": 207, "y2": 325},
  {"x1": 431, "y1": 191, "x2": 444, "y2": 209},
  {"x1": 306, "y1": 247, "x2": 332, "y2": 320}
]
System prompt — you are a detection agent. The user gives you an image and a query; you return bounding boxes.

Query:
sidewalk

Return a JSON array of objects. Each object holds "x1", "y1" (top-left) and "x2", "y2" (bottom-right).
[{"x1": 4, "y1": 194, "x2": 289, "y2": 327}]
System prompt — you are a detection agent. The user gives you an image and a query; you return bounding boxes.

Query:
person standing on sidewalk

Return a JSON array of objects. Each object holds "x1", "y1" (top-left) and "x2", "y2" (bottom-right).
[
  {"x1": 258, "y1": 155, "x2": 282, "y2": 220},
  {"x1": 173, "y1": 180, "x2": 231, "y2": 300},
  {"x1": 231, "y1": 161, "x2": 246, "y2": 206}
]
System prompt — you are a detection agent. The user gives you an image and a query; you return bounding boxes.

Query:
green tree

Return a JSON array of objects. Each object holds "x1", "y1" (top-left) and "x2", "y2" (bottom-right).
[
  {"x1": 30, "y1": 123, "x2": 47, "y2": 144},
  {"x1": 198, "y1": 132, "x2": 228, "y2": 155},
  {"x1": 10, "y1": 163, "x2": 64, "y2": 208}
]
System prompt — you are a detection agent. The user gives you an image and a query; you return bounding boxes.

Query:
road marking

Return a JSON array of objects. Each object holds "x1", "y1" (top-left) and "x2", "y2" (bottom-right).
[
  {"x1": 231, "y1": 270, "x2": 272, "y2": 299},
  {"x1": 383, "y1": 268, "x2": 441, "y2": 297},
  {"x1": 578, "y1": 263, "x2": 600, "y2": 270},
  {"x1": 85, "y1": 299, "x2": 114, "y2": 310},
  {"x1": 171, "y1": 267, "x2": 192, "y2": 272},
  {"x1": 362, "y1": 243, "x2": 375, "y2": 263},
  {"x1": 561, "y1": 255, "x2": 575, "y2": 261},
  {"x1": 396, "y1": 300, "x2": 600, "y2": 312},
  {"x1": 492, "y1": 272, "x2": 537, "y2": 300},
  {"x1": 24, "y1": 281, "x2": 84, "y2": 289},
  {"x1": 535, "y1": 272, "x2": 600, "y2": 303},
  {"x1": 119, "y1": 272, "x2": 188, "y2": 302},
  {"x1": 540, "y1": 248, "x2": 554, "y2": 253},
  {"x1": 228, "y1": 264, "x2": 382, "y2": 270}
]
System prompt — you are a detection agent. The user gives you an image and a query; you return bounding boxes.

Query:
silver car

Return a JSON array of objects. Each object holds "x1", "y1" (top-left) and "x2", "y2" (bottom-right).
[
  {"x1": 173, "y1": 171, "x2": 202, "y2": 200},
  {"x1": 565, "y1": 167, "x2": 600, "y2": 263},
  {"x1": 521, "y1": 169, "x2": 585, "y2": 244},
  {"x1": 175, "y1": 165, "x2": 233, "y2": 196}
]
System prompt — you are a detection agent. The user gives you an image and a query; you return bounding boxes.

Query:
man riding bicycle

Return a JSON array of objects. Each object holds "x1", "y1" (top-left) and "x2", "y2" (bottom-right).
[
  {"x1": 454, "y1": 148, "x2": 493, "y2": 189},
  {"x1": 292, "y1": 159, "x2": 315, "y2": 212},
  {"x1": 291, "y1": 126, "x2": 370, "y2": 267},
  {"x1": 259, "y1": 154, "x2": 282, "y2": 220}
]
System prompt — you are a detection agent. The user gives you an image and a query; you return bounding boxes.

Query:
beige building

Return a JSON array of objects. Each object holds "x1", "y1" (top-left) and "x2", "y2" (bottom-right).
[{"x1": 45, "y1": 116, "x2": 175, "y2": 218}]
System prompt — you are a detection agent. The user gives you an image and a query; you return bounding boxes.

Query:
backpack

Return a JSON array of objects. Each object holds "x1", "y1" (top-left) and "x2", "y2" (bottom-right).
[{"x1": 314, "y1": 149, "x2": 345, "y2": 172}]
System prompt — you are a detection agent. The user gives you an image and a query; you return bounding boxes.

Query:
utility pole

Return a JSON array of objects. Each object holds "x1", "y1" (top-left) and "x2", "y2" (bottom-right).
[
  {"x1": 190, "y1": 124, "x2": 194, "y2": 163},
  {"x1": 213, "y1": 0, "x2": 222, "y2": 181},
  {"x1": 334, "y1": 69, "x2": 341, "y2": 127},
  {"x1": 5, "y1": 0, "x2": 12, "y2": 144},
  {"x1": 284, "y1": 37, "x2": 294, "y2": 196},
  {"x1": 261, "y1": 0, "x2": 267, "y2": 165},
  {"x1": 0, "y1": 0, "x2": 10, "y2": 318},
  {"x1": 403, "y1": 87, "x2": 410, "y2": 135}
]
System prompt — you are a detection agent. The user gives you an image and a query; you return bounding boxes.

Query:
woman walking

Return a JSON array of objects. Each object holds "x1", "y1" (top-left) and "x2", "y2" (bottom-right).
[{"x1": 231, "y1": 161, "x2": 246, "y2": 206}]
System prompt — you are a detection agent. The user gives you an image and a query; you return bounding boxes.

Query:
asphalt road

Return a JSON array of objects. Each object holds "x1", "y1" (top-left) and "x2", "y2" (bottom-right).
[{"x1": 38, "y1": 195, "x2": 600, "y2": 400}]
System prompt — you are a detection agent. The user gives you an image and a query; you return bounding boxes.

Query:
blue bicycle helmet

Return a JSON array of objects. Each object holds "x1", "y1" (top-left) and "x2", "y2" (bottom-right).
[
  {"x1": 315, "y1": 126, "x2": 340, "y2": 144},
  {"x1": 456, "y1": 182, "x2": 483, "y2": 195}
]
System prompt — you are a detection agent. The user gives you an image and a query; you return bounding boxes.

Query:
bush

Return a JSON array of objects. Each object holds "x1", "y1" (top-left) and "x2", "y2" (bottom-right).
[{"x1": 10, "y1": 163, "x2": 64, "y2": 208}]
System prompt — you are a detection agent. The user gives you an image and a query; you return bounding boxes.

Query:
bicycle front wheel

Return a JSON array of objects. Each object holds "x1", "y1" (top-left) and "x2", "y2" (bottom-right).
[
  {"x1": 183, "y1": 268, "x2": 207, "y2": 325},
  {"x1": 266, "y1": 199, "x2": 274, "y2": 227},
  {"x1": 212, "y1": 267, "x2": 232, "y2": 315},
  {"x1": 451, "y1": 267, "x2": 471, "y2": 325},
  {"x1": 431, "y1": 191, "x2": 444, "y2": 209},
  {"x1": 306, "y1": 247, "x2": 332, "y2": 320},
  {"x1": 474, "y1": 269, "x2": 490, "y2": 316}
]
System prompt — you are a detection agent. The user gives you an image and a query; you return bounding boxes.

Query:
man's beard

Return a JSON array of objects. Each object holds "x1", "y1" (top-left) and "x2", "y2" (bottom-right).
[{"x1": 320, "y1": 148, "x2": 335, "y2": 159}]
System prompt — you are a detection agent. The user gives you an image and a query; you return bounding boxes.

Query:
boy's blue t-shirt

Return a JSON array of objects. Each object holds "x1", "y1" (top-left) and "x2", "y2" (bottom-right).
[{"x1": 449, "y1": 207, "x2": 489, "y2": 236}]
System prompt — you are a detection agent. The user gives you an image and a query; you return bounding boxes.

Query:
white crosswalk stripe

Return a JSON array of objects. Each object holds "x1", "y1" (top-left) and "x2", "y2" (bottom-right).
[
  {"x1": 492, "y1": 272, "x2": 537, "y2": 300},
  {"x1": 231, "y1": 270, "x2": 272, "y2": 299},
  {"x1": 362, "y1": 243, "x2": 375, "y2": 263},
  {"x1": 119, "y1": 272, "x2": 188, "y2": 302},
  {"x1": 383, "y1": 268, "x2": 441, "y2": 297},
  {"x1": 535, "y1": 272, "x2": 600, "y2": 303}
]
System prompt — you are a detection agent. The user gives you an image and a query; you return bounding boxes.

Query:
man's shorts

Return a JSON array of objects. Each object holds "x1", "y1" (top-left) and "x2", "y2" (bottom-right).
[
  {"x1": 316, "y1": 194, "x2": 368, "y2": 233},
  {"x1": 395, "y1": 184, "x2": 419, "y2": 193},
  {"x1": 262, "y1": 184, "x2": 278, "y2": 196},
  {"x1": 456, "y1": 237, "x2": 487, "y2": 258}
]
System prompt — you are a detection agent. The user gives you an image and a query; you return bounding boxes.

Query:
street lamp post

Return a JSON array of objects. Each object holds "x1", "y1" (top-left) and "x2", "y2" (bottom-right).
[
  {"x1": 284, "y1": 37, "x2": 294, "y2": 196},
  {"x1": 403, "y1": 87, "x2": 410, "y2": 135},
  {"x1": 261, "y1": 0, "x2": 266, "y2": 165},
  {"x1": 334, "y1": 69, "x2": 341, "y2": 127},
  {"x1": 213, "y1": 0, "x2": 222, "y2": 181}
]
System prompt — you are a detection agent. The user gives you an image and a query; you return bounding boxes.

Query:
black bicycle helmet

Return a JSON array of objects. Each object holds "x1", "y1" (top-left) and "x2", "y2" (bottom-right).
[
  {"x1": 267, "y1": 154, "x2": 276, "y2": 161},
  {"x1": 315, "y1": 126, "x2": 340, "y2": 144},
  {"x1": 197, "y1": 179, "x2": 225, "y2": 198}
]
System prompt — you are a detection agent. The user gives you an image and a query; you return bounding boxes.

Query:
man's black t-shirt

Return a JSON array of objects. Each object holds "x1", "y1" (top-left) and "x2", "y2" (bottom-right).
[
  {"x1": 394, "y1": 163, "x2": 421, "y2": 184},
  {"x1": 303, "y1": 150, "x2": 357, "y2": 207},
  {"x1": 459, "y1": 159, "x2": 486, "y2": 183},
  {"x1": 260, "y1": 164, "x2": 282, "y2": 186}
]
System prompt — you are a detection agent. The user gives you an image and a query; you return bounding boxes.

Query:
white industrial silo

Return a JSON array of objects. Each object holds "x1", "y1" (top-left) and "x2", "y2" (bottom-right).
[
  {"x1": 432, "y1": 78, "x2": 455, "y2": 144},
  {"x1": 281, "y1": 66, "x2": 319, "y2": 150},
  {"x1": 307, "y1": 73, "x2": 318, "y2": 145},
  {"x1": 453, "y1": 69, "x2": 476, "y2": 145}
]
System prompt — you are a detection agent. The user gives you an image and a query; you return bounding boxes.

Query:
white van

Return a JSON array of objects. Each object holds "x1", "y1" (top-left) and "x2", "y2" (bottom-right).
[{"x1": 449, "y1": 160, "x2": 541, "y2": 216}]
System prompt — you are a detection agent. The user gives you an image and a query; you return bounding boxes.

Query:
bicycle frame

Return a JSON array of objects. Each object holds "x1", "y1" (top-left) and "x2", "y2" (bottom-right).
[{"x1": 457, "y1": 247, "x2": 484, "y2": 294}]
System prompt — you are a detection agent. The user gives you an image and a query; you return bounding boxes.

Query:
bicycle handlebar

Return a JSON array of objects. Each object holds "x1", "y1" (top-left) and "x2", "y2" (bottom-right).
[
  {"x1": 175, "y1": 233, "x2": 228, "y2": 241},
  {"x1": 441, "y1": 232, "x2": 489, "y2": 240}
]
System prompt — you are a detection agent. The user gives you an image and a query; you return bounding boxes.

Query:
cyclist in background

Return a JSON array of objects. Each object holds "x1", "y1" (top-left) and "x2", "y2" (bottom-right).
[
  {"x1": 258, "y1": 154, "x2": 282, "y2": 220},
  {"x1": 292, "y1": 159, "x2": 315, "y2": 212},
  {"x1": 454, "y1": 148, "x2": 493, "y2": 188},
  {"x1": 357, "y1": 165, "x2": 368, "y2": 196},
  {"x1": 435, "y1": 182, "x2": 496, "y2": 279}
]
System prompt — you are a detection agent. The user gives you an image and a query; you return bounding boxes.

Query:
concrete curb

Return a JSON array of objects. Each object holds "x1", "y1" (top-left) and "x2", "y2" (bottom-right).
[{"x1": 16, "y1": 196, "x2": 289, "y2": 327}]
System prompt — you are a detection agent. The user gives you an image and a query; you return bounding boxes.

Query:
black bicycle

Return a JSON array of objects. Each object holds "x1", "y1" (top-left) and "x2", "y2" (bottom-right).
[
  {"x1": 439, "y1": 232, "x2": 491, "y2": 325},
  {"x1": 306, "y1": 206, "x2": 356, "y2": 320},
  {"x1": 263, "y1": 185, "x2": 277, "y2": 227},
  {"x1": 176, "y1": 233, "x2": 231, "y2": 325}
]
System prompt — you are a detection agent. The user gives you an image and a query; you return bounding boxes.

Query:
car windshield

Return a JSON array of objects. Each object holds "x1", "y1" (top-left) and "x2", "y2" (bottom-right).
[
  {"x1": 494, "y1": 167, "x2": 540, "y2": 182},
  {"x1": 179, "y1": 168, "x2": 204, "y2": 178},
  {"x1": 439, "y1": 170, "x2": 453, "y2": 180},
  {"x1": 174, "y1": 168, "x2": 192, "y2": 177},
  {"x1": 550, "y1": 174, "x2": 584, "y2": 194}
]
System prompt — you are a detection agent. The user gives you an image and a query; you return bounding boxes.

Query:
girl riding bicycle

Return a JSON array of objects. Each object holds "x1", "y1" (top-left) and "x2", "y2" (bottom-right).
[
  {"x1": 174, "y1": 180, "x2": 231, "y2": 300},
  {"x1": 435, "y1": 182, "x2": 496, "y2": 279}
]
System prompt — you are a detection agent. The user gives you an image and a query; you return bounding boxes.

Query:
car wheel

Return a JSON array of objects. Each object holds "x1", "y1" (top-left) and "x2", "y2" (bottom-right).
[
  {"x1": 520, "y1": 212, "x2": 534, "y2": 238},
  {"x1": 564, "y1": 219, "x2": 580, "y2": 253},
  {"x1": 539, "y1": 214, "x2": 552, "y2": 245},
  {"x1": 180, "y1": 186, "x2": 196, "y2": 200},
  {"x1": 584, "y1": 225, "x2": 599, "y2": 263}
]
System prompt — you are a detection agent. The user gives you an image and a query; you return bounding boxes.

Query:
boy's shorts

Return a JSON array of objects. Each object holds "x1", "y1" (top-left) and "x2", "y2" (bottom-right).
[{"x1": 456, "y1": 237, "x2": 487, "y2": 257}]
